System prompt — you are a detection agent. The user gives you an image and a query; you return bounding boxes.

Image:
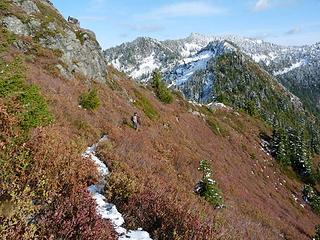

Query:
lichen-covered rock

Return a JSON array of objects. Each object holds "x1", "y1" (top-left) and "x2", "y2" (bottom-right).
[
  {"x1": 13, "y1": 0, "x2": 40, "y2": 14},
  {"x1": 2, "y1": 16, "x2": 30, "y2": 36},
  {"x1": 47, "y1": 22, "x2": 56, "y2": 31},
  {"x1": 56, "y1": 64, "x2": 73, "y2": 79},
  {"x1": 3, "y1": 0, "x2": 108, "y2": 82},
  {"x1": 39, "y1": 28, "x2": 107, "y2": 82},
  {"x1": 28, "y1": 18, "x2": 41, "y2": 33}
]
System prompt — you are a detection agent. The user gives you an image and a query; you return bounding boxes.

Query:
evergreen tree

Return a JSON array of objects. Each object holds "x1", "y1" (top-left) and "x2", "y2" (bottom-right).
[
  {"x1": 152, "y1": 70, "x2": 173, "y2": 104},
  {"x1": 195, "y1": 160, "x2": 224, "y2": 208},
  {"x1": 272, "y1": 127, "x2": 313, "y2": 182},
  {"x1": 289, "y1": 129, "x2": 312, "y2": 180},
  {"x1": 272, "y1": 127, "x2": 290, "y2": 166}
]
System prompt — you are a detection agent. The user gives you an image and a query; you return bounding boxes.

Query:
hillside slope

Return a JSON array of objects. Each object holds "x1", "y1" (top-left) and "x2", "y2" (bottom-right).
[{"x1": 1, "y1": 1, "x2": 320, "y2": 239}]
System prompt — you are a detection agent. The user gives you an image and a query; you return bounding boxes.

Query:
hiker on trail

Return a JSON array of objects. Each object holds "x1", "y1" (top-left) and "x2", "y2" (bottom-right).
[{"x1": 131, "y1": 112, "x2": 141, "y2": 130}]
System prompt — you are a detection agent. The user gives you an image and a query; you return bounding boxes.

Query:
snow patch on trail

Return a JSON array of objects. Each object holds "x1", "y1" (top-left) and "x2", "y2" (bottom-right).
[{"x1": 83, "y1": 136, "x2": 152, "y2": 240}]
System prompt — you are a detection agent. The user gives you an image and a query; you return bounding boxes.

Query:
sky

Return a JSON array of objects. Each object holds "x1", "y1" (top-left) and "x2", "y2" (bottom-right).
[{"x1": 50, "y1": 0, "x2": 320, "y2": 49}]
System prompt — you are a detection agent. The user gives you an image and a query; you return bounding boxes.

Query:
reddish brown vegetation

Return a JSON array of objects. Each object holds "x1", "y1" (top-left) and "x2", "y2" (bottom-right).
[
  {"x1": 122, "y1": 189, "x2": 216, "y2": 240},
  {"x1": 2, "y1": 36, "x2": 319, "y2": 239},
  {"x1": 0, "y1": 52, "x2": 116, "y2": 239}
]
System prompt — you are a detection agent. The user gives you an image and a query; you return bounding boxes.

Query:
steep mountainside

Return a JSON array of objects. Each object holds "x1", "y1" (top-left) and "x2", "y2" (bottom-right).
[{"x1": 1, "y1": 1, "x2": 320, "y2": 239}]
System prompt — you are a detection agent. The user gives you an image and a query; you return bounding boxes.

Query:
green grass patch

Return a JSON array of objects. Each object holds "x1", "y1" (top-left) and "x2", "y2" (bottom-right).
[
  {"x1": 0, "y1": 0, "x2": 9, "y2": 11},
  {"x1": 133, "y1": 89, "x2": 159, "y2": 120},
  {"x1": 79, "y1": 89, "x2": 100, "y2": 110},
  {"x1": 18, "y1": 85, "x2": 53, "y2": 130},
  {"x1": 75, "y1": 30, "x2": 86, "y2": 45},
  {"x1": 204, "y1": 113, "x2": 229, "y2": 136},
  {"x1": 0, "y1": 28, "x2": 16, "y2": 53},
  {"x1": 35, "y1": 0, "x2": 67, "y2": 30},
  {"x1": 0, "y1": 57, "x2": 53, "y2": 131}
]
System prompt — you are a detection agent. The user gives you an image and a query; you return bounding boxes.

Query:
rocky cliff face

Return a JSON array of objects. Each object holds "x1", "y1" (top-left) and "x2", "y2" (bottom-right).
[{"x1": 1, "y1": 0, "x2": 107, "y2": 82}]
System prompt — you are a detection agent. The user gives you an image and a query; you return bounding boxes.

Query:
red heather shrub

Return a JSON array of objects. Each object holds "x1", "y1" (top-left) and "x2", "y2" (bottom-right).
[
  {"x1": 27, "y1": 129, "x2": 116, "y2": 239},
  {"x1": 0, "y1": 124, "x2": 116, "y2": 239},
  {"x1": 121, "y1": 189, "x2": 215, "y2": 240},
  {"x1": 38, "y1": 186, "x2": 116, "y2": 240}
]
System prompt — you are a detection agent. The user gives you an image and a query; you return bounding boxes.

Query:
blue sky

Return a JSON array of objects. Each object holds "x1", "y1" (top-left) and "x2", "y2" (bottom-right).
[{"x1": 51, "y1": 0, "x2": 320, "y2": 49}]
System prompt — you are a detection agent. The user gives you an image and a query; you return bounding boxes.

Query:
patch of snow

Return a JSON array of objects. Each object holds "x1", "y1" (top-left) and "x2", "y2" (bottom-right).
[
  {"x1": 188, "y1": 100, "x2": 203, "y2": 107},
  {"x1": 120, "y1": 230, "x2": 152, "y2": 240},
  {"x1": 112, "y1": 58, "x2": 122, "y2": 71},
  {"x1": 207, "y1": 102, "x2": 232, "y2": 111},
  {"x1": 292, "y1": 194, "x2": 298, "y2": 202},
  {"x1": 252, "y1": 54, "x2": 269, "y2": 63},
  {"x1": 181, "y1": 43, "x2": 203, "y2": 57},
  {"x1": 130, "y1": 53, "x2": 160, "y2": 79},
  {"x1": 268, "y1": 52, "x2": 277, "y2": 60},
  {"x1": 83, "y1": 136, "x2": 152, "y2": 240},
  {"x1": 173, "y1": 50, "x2": 214, "y2": 86},
  {"x1": 274, "y1": 60, "x2": 306, "y2": 76}
]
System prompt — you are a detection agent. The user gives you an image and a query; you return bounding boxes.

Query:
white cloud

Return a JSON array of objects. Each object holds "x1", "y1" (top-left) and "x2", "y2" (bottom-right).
[
  {"x1": 252, "y1": 0, "x2": 270, "y2": 12},
  {"x1": 286, "y1": 26, "x2": 301, "y2": 35},
  {"x1": 141, "y1": 1, "x2": 226, "y2": 19}
]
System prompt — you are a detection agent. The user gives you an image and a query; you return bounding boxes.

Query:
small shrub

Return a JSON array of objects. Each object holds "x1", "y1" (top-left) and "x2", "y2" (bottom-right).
[
  {"x1": 133, "y1": 89, "x2": 159, "y2": 120},
  {"x1": 0, "y1": 58, "x2": 53, "y2": 131},
  {"x1": 75, "y1": 30, "x2": 86, "y2": 45},
  {"x1": 206, "y1": 118, "x2": 222, "y2": 136},
  {"x1": 79, "y1": 89, "x2": 100, "y2": 110},
  {"x1": 122, "y1": 189, "x2": 214, "y2": 239},
  {"x1": 195, "y1": 160, "x2": 224, "y2": 208},
  {"x1": 249, "y1": 153, "x2": 257, "y2": 160},
  {"x1": 19, "y1": 85, "x2": 53, "y2": 130},
  {"x1": 0, "y1": 1, "x2": 9, "y2": 11},
  {"x1": 38, "y1": 186, "x2": 116, "y2": 240},
  {"x1": 152, "y1": 70, "x2": 173, "y2": 104},
  {"x1": 0, "y1": 28, "x2": 16, "y2": 53},
  {"x1": 73, "y1": 119, "x2": 90, "y2": 130},
  {"x1": 105, "y1": 171, "x2": 138, "y2": 205}
]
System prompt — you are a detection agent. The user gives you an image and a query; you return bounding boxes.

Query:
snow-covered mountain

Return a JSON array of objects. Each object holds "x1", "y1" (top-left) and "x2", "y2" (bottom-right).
[
  {"x1": 104, "y1": 33, "x2": 320, "y2": 110},
  {"x1": 104, "y1": 33, "x2": 277, "y2": 80}
]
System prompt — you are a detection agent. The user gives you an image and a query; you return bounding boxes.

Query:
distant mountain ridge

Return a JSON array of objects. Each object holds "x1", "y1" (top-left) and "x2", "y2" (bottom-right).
[{"x1": 104, "y1": 33, "x2": 320, "y2": 112}]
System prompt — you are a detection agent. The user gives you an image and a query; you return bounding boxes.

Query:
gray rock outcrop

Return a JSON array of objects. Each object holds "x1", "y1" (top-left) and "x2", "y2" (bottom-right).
[
  {"x1": 2, "y1": 0, "x2": 108, "y2": 82},
  {"x1": 2, "y1": 16, "x2": 30, "y2": 36}
]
